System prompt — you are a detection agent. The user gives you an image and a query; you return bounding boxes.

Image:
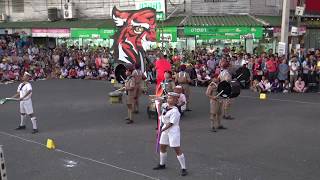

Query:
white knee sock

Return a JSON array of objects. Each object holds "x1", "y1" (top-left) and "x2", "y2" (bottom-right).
[
  {"x1": 177, "y1": 153, "x2": 186, "y2": 169},
  {"x1": 160, "y1": 152, "x2": 167, "y2": 165},
  {"x1": 20, "y1": 115, "x2": 26, "y2": 126},
  {"x1": 31, "y1": 117, "x2": 38, "y2": 130}
]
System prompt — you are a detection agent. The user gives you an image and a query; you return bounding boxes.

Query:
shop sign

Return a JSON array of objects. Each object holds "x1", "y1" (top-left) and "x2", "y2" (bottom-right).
[
  {"x1": 274, "y1": 26, "x2": 306, "y2": 37},
  {"x1": 13, "y1": 29, "x2": 31, "y2": 36},
  {"x1": 32, "y1": 29, "x2": 70, "y2": 38},
  {"x1": 278, "y1": 42, "x2": 286, "y2": 56},
  {"x1": 136, "y1": 0, "x2": 166, "y2": 20},
  {"x1": 0, "y1": 29, "x2": 5, "y2": 34},
  {"x1": 71, "y1": 28, "x2": 115, "y2": 39},
  {"x1": 157, "y1": 26, "x2": 177, "y2": 42},
  {"x1": 184, "y1": 26, "x2": 263, "y2": 39}
]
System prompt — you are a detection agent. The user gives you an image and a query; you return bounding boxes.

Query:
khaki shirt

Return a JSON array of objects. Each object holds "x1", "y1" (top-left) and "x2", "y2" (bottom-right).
[
  {"x1": 125, "y1": 76, "x2": 136, "y2": 104},
  {"x1": 176, "y1": 71, "x2": 191, "y2": 84},
  {"x1": 206, "y1": 82, "x2": 218, "y2": 100}
]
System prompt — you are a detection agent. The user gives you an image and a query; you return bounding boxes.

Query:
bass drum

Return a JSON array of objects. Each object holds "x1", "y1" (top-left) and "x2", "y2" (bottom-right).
[
  {"x1": 217, "y1": 80, "x2": 241, "y2": 98},
  {"x1": 229, "y1": 80, "x2": 241, "y2": 98},
  {"x1": 115, "y1": 64, "x2": 127, "y2": 83},
  {"x1": 217, "y1": 81, "x2": 231, "y2": 98}
]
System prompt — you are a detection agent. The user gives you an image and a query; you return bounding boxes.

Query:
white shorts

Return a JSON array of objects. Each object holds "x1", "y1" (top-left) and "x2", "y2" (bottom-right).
[
  {"x1": 20, "y1": 99, "x2": 34, "y2": 115},
  {"x1": 159, "y1": 132, "x2": 180, "y2": 147}
]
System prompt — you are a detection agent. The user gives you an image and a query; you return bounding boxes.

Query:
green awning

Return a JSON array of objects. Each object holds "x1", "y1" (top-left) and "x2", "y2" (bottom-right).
[
  {"x1": 185, "y1": 15, "x2": 263, "y2": 27},
  {"x1": 301, "y1": 19, "x2": 320, "y2": 28},
  {"x1": 256, "y1": 16, "x2": 282, "y2": 27},
  {"x1": 0, "y1": 19, "x2": 115, "y2": 29}
]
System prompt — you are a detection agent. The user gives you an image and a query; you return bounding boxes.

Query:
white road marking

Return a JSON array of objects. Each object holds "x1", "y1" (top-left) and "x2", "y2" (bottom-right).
[{"x1": 0, "y1": 131, "x2": 160, "y2": 180}]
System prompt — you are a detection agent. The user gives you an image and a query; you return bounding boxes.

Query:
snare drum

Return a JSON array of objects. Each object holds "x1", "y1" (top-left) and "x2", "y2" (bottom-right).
[{"x1": 108, "y1": 91, "x2": 123, "y2": 104}]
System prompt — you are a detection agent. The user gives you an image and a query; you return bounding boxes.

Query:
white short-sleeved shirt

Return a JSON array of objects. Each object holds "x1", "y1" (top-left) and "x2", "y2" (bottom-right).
[
  {"x1": 219, "y1": 69, "x2": 232, "y2": 82},
  {"x1": 289, "y1": 60, "x2": 300, "y2": 75},
  {"x1": 17, "y1": 82, "x2": 32, "y2": 101},
  {"x1": 161, "y1": 104, "x2": 181, "y2": 135},
  {"x1": 178, "y1": 94, "x2": 187, "y2": 111}
]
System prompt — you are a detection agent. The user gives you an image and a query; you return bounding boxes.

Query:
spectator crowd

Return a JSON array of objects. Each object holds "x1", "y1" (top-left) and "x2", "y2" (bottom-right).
[{"x1": 1, "y1": 35, "x2": 320, "y2": 94}]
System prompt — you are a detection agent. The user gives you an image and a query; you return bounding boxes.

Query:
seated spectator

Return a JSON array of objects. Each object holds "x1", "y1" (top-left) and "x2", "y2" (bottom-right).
[
  {"x1": 77, "y1": 68, "x2": 85, "y2": 79},
  {"x1": 271, "y1": 78, "x2": 282, "y2": 93},
  {"x1": 258, "y1": 76, "x2": 271, "y2": 93},
  {"x1": 85, "y1": 68, "x2": 93, "y2": 80},
  {"x1": 91, "y1": 67, "x2": 99, "y2": 80},
  {"x1": 68, "y1": 67, "x2": 77, "y2": 79},
  {"x1": 98, "y1": 68, "x2": 108, "y2": 80},
  {"x1": 251, "y1": 79, "x2": 259, "y2": 92},
  {"x1": 293, "y1": 77, "x2": 308, "y2": 93},
  {"x1": 60, "y1": 67, "x2": 68, "y2": 79},
  {"x1": 283, "y1": 80, "x2": 291, "y2": 93},
  {"x1": 1, "y1": 70, "x2": 9, "y2": 82},
  {"x1": 197, "y1": 71, "x2": 210, "y2": 86},
  {"x1": 8, "y1": 70, "x2": 15, "y2": 81},
  {"x1": 13, "y1": 69, "x2": 20, "y2": 81}
]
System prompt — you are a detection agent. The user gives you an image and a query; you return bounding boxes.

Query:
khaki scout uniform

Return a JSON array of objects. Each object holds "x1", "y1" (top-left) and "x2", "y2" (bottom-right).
[
  {"x1": 175, "y1": 71, "x2": 191, "y2": 109},
  {"x1": 132, "y1": 69, "x2": 143, "y2": 112},
  {"x1": 206, "y1": 82, "x2": 223, "y2": 129},
  {"x1": 161, "y1": 79, "x2": 175, "y2": 95},
  {"x1": 125, "y1": 75, "x2": 136, "y2": 106},
  {"x1": 219, "y1": 69, "x2": 232, "y2": 118}
]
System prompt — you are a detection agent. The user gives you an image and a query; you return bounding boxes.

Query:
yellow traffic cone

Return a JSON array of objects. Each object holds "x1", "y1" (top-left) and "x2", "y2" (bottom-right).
[
  {"x1": 259, "y1": 93, "x2": 267, "y2": 100},
  {"x1": 46, "y1": 139, "x2": 56, "y2": 150}
]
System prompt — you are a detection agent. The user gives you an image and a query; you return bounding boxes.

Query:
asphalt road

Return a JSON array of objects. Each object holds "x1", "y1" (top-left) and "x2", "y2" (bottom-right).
[{"x1": 0, "y1": 79, "x2": 319, "y2": 180}]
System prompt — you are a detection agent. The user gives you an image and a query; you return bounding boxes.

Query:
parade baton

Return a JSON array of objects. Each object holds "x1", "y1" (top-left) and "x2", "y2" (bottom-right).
[
  {"x1": 155, "y1": 99, "x2": 162, "y2": 153},
  {"x1": 0, "y1": 98, "x2": 19, "y2": 105}
]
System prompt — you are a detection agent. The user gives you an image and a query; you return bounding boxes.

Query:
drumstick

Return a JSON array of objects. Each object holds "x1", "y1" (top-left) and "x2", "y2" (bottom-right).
[
  {"x1": 115, "y1": 87, "x2": 125, "y2": 92},
  {"x1": 236, "y1": 73, "x2": 243, "y2": 80},
  {"x1": 215, "y1": 90, "x2": 224, "y2": 98},
  {"x1": 120, "y1": 75, "x2": 126, "y2": 82}
]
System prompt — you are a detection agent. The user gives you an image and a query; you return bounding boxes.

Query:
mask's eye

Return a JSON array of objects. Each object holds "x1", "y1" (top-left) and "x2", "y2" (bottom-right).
[{"x1": 134, "y1": 26, "x2": 144, "y2": 34}]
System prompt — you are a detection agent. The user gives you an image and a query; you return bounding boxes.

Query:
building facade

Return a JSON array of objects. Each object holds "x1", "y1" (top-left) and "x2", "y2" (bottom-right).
[{"x1": 0, "y1": 0, "x2": 290, "y2": 22}]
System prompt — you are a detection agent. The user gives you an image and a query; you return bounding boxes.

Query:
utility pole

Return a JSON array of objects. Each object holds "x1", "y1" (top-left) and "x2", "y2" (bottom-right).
[{"x1": 280, "y1": 0, "x2": 290, "y2": 56}]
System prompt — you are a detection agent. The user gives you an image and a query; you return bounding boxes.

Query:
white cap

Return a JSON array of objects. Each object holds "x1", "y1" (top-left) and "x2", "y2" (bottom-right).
[
  {"x1": 167, "y1": 92, "x2": 180, "y2": 97},
  {"x1": 175, "y1": 85, "x2": 183, "y2": 89}
]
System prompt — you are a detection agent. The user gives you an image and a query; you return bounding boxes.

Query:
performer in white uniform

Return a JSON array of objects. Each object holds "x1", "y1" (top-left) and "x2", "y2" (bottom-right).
[
  {"x1": 153, "y1": 92, "x2": 188, "y2": 176},
  {"x1": 11, "y1": 72, "x2": 38, "y2": 134}
]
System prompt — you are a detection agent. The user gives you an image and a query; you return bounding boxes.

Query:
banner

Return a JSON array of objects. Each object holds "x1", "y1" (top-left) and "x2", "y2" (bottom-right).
[
  {"x1": 184, "y1": 26, "x2": 263, "y2": 39},
  {"x1": 71, "y1": 28, "x2": 114, "y2": 39},
  {"x1": 136, "y1": 0, "x2": 166, "y2": 20},
  {"x1": 32, "y1": 29, "x2": 70, "y2": 38},
  {"x1": 157, "y1": 27, "x2": 177, "y2": 42}
]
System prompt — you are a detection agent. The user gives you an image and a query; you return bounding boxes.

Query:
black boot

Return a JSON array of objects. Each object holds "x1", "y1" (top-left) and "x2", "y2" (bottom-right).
[
  {"x1": 181, "y1": 169, "x2": 188, "y2": 176},
  {"x1": 153, "y1": 164, "x2": 166, "y2": 170},
  {"x1": 32, "y1": 129, "x2": 39, "y2": 134},
  {"x1": 15, "y1": 125, "x2": 26, "y2": 130}
]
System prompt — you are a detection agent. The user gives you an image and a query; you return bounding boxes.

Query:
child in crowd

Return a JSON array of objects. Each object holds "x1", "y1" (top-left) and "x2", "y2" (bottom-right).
[
  {"x1": 98, "y1": 68, "x2": 108, "y2": 80},
  {"x1": 68, "y1": 67, "x2": 77, "y2": 79},
  {"x1": 271, "y1": 78, "x2": 282, "y2": 93},
  {"x1": 283, "y1": 80, "x2": 291, "y2": 93},
  {"x1": 293, "y1": 76, "x2": 308, "y2": 93},
  {"x1": 258, "y1": 76, "x2": 272, "y2": 93}
]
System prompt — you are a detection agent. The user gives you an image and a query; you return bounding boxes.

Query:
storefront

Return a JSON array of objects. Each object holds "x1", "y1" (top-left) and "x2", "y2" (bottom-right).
[
  {"x1": 32, "y1": 28, "x2": 70, "y2": 48},
  {"x1": 183, "y1": 26, "x2": 263, "y2": 53},
  {"x1": 62, "y1": 28, "x2": 115, "y2": 48},
  {"x1": 155, "y1": 26, "x2": 178, "y2": 49}
]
